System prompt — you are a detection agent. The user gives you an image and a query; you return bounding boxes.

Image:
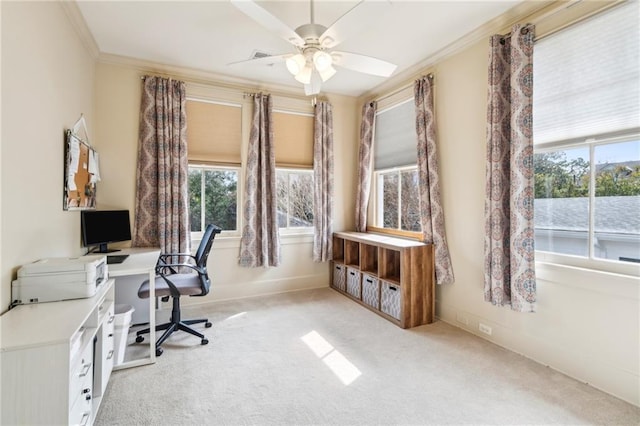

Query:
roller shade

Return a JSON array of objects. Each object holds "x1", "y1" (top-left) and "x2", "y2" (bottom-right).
[
  {"x1": 273, "y1": 111, "x2": 314, "y2": 168},
  {"x1": 533, "y1": 1, "x2": 640, "y2": 145},
  {"x1": 186, "y1": 100, "x2": 242, "y2": 165},
  {"x1": 374, "y1": 98, "x2": 417, "y2": 170}
]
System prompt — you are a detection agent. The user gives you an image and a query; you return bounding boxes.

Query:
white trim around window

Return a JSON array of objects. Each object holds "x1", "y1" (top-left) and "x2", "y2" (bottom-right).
[{"x1": 371, "y1": 164, "x2": 421, "y2": 233}]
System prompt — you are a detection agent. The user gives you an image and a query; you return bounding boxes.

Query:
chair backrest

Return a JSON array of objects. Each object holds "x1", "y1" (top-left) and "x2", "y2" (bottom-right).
[
  {"x1": 189, "y1": 224, "x2": 222, "y2": 297},
  {"x1": 195, "y1": 224, "x2": 222, "y2": 269}
]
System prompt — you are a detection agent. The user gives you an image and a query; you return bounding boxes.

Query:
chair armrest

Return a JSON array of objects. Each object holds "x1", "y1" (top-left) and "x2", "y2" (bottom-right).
[
  {"x1": 158, "y1": 253, "x2": 196, "y2": 263},
  {"x1": 157, "y1": 263, "x2": 206, "y2": 297},
  {"x1": 156, "y1": 262, "x2": 205, "y2": 275},
  {"x1": 159, "y1": 252, "x2": 195, "y2": 258},
  {"x1": 157, "y1": 253, "x2": 197, "y2": 274}
]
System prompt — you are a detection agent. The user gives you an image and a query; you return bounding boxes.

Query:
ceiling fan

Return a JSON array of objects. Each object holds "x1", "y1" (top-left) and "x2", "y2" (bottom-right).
[{"x1": 230, "y1": 0, "x2": 397, "y2": 96}]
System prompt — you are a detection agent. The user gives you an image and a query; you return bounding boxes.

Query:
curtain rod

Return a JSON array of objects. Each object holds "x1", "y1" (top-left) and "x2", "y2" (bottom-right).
[
  {"x1": 499, "y1": 23, "x2": 533, "y2": 43},
  {"x1": 243, "y1": 92, "x2": 326, "y2": 106},
  {"x1": 371, "y1": 73, "x2": 434, "y2": 105},
  {"x1": 533, "y1": 1, "x2": 623, "y2": 42},
  {"x1": 140, "y1": 75, "x2": 315, "y2": 103},
  {"x1": 368, "y1": 2, "x2": 622, "y2": 105}
]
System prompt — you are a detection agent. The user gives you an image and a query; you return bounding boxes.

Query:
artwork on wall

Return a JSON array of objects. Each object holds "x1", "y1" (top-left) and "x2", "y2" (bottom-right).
[{"x1": 63, "y1": 115, "x2": 100, "y2": 210}]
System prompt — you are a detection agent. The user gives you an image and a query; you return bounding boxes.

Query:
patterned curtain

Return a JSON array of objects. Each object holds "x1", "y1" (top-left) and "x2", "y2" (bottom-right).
[
  {"x1": 414, "y1": 76, "x2": 455, "y2": 285},
  {"x1": 313, "y1": 101, "x2": 334, "y2": 262},
  {"x1": 132, "y1": 76, "x2": 190, "y2": 255},
  {"x1": 355, "y1": 101, "x2": 377, "y2": 232},
  {"x1": 239, "y1": 93, "x2": 280, "y2": 267},
  {"x1": 484, "y1": 24, "x2": 536, "y2": 312}
]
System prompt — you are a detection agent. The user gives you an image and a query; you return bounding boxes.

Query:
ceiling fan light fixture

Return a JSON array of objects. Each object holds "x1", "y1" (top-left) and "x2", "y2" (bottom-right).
[
  {"x1": 294, "y1": 65, "x2": 313, "y2": 84},
  {"x1": 313, "y1": 50, "x2": 333, "y2": 72},
  {"x1": 318, "y1": 65, "x2": 336, "y2": 82},
  {"x1": 286, "y1": 53, "x2": 306, "y2": 76}
]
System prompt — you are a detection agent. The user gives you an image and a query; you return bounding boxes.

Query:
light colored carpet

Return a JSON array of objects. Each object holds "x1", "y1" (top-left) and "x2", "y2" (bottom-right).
[{"x1": 95, "y1": 288, "x2": 639, "y2": 425}]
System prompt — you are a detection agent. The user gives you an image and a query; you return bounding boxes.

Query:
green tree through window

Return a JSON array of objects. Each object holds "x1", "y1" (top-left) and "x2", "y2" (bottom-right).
[{"x1": 189, "y1": 166, "x2": 238, "y2": 232}]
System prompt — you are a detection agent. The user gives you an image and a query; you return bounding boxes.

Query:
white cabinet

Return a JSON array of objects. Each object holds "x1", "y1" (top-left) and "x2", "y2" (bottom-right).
[{"x1": 0, "y1": 279, "x2": 115, "y2": 425}]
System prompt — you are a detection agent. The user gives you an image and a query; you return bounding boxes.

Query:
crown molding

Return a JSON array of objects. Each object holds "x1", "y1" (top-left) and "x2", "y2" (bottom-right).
[
  {"x1": 78, "y1": 0, "x2": 607, "y2": 103},
  {"x1": 359, "y1": 0, "x2": 556, "y2": 102},
  {"x1": 98, "y1": 52, "x2": 335, "y2": 101},
  {"x1": 60, "y1": 0, "x2": 99, "y2": 59}
]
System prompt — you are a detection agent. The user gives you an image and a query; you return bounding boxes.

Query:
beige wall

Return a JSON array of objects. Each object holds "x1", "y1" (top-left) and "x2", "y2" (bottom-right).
[
  {"x1": 2, "y1": 0, "x2": 637, "y2": 408},
  {"x1": 93, "y1": 61, "x2": 358, "y2": 304},
  {"x1": 1, "y1": 1, "x2": 96, "y2": 312},
  {"x1": 359, "y1": 32, "x2": 639, "y2": 406}
]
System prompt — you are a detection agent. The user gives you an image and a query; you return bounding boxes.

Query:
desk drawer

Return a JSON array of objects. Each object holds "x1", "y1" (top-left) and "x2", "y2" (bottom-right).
[
  {"x1": 69, "y1": 342, "x2": 93, "y2": 410},
  {"x1": 95, "y1": 304, "x2": 115, "y2": 397},
  {"x1": 70, "y1": 394, "x2": 92, "y2": 426}
]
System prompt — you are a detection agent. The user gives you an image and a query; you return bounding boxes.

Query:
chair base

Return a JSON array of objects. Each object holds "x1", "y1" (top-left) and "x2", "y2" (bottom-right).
[{"x1": 135, "y1": 296, "x2": 212, "y2": 356}]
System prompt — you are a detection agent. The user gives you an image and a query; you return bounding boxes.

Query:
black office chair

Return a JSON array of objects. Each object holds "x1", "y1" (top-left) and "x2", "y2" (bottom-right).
[{"x1": 135, "y1": 224, "x2": 222, "y2": 356}]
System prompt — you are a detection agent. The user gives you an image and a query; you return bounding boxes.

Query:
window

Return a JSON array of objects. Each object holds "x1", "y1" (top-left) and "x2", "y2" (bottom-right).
[
  {"x1": 276, "y1": 169, "x2": 314, "y2": 230},
  {"x1": 372, "y1": 95, "x2": 421, "y2": 234},
  {"x1": 376, "y1": 166, "x2": 421, "y2": 232},
  {"x1": 184, "y1": 97, "x2": 317, "y2": 239},
  {"x1": 534, "y1": 139, "x2": 640, "y2": 262},
  {"x1": 533, "y1": 2, "x2": 640, "y2": 267},
  {"x1": 188, "y1": 165, "x2": 239, "y2": 233},
  {"x1": 273, "y1": 110, "x2": 315, "y2": 232}
]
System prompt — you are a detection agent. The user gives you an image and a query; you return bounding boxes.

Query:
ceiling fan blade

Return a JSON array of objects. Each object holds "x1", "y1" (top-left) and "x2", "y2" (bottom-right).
[
  {"x1": 331, "y1": 51, "x2": 397, "y2": 77},
  {"x1": 319, "y1": 1, "x2": 389, "y2": 49},
  {"x1": 230, "y1": 0, "x2": 305, "y2": 47},
  {"x1": 227, "y1": 53, "x2": 290, "y2": 66}
]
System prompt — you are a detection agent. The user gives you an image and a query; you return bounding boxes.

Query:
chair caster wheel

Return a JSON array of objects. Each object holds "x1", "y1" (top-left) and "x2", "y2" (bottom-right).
[
  {"x1": 136, "y1": 335, "x2": 144, "y2": 343},
  {"x1": 201, "y1": 338, "x2": 209, "y2": 345},
  {"x1": 156, "y1": 347, "x2": 163, "y2": 357},
  {"x1": 205, "y1": 322, "x2": 212, "y2": 328}
]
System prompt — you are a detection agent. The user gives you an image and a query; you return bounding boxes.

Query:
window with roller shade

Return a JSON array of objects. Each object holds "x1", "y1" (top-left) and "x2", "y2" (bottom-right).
[
  {"x1": 533, "y1": 1, "x2": 640, "y2": 270},
  {"x1": 186, "y1": 99, "x2": 242, "y2": 234},
  {"x1": 372, "y1": 96, "x2": 421, "y2": 233},
  {"x1": 273, "y1": 111, "x2": 315, "y2": 231}
]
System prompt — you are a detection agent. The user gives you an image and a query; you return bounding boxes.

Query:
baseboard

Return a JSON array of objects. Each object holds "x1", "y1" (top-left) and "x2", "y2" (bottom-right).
[
  {"x1": 436, "y1": 301, "x2": 640, "y2": 407},
  {"x1": 174, "y1": 273, "x2": 329, "y2": 306}
]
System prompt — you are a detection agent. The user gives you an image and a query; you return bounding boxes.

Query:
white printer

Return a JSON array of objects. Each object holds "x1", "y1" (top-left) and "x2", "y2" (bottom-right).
[{"x1": 11, "y1": 255, "x2": 108, "y2": 305}]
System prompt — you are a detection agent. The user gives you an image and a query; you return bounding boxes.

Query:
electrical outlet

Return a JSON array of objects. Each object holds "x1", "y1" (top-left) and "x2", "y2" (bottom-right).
[
  {"x1": 456, "y1": 313, "x2": 469, "y2": 326},
  {"x1": 479, "y1": 323, "x2": 492, "y2": 335}
]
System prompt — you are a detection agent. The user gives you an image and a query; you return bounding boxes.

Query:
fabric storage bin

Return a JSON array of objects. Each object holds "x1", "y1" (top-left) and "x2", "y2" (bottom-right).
[
  {"x1": 332, "y1": 263, "x2": 346, "y2": 292},
  {"x1": 361, "y1": 273, "x2": 380, "y2": 309},
  {"x1": 346, "y1": 267, "x2": 362, "y2": 299},
  {"x1": 380, "y1": 281, "x2": 401, "y2": 320}
]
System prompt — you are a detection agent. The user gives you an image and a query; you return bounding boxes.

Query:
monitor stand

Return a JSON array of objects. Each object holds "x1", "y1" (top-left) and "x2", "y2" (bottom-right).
[{"x1": 94, "y1": 243, "x2": 121, "y2": 254}]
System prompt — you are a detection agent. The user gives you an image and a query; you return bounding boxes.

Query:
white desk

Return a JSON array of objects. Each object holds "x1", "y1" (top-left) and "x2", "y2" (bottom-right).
[
  {"x1": 107, "y1": 247, "x2": 160, "y2": 370},
  {"x1": 1, "y1": 279, "x2": 116, "y2": 425}
]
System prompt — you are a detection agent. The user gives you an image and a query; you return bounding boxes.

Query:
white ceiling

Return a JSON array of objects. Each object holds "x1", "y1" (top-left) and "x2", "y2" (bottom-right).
[{"x1": 77, "y1": 0, "x2": 524, "y2": 97}]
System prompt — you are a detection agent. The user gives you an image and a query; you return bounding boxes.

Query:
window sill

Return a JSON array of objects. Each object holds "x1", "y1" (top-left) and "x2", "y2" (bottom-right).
[
  {"x1": 535, "y1": 250, "x2": 640, "y2": 279},
  {"x1": 366, "y1": 226, "x2": 422, "y2": 241},
  {"x1": 191, "y1": 231, "x2": 313, "y2": 250}
]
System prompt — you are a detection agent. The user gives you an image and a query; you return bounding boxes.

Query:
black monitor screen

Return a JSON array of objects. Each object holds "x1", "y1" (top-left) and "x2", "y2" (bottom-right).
[{"x1": 81, "y1": 210, "x2": 132, "y2": 253}]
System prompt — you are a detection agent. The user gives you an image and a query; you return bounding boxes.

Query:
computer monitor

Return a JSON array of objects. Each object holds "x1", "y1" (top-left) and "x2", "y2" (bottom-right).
[{"x1": 81, "y1": 210, "x2": 132, "y2": 253}]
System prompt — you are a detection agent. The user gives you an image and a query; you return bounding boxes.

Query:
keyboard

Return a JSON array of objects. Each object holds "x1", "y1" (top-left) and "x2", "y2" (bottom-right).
[{"x1": 107, "y1": 254, "x2": 129, "y2": 265}]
